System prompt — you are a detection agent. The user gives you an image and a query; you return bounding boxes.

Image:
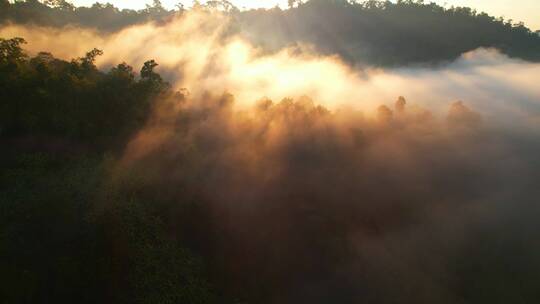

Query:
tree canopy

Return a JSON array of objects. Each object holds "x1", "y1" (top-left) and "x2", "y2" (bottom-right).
[
  {"x1": 0, "y1": 36, "x2": 219, "y2": 303},
  {"x1": 1, "y1": 0, "x2": 539, "y2": 65},
  {"x1": 0, "y1": 37, "x2": 169, "y2": 146},
  {"x1": 238, "y1": 0, "x2": 540, "y2": 65}
]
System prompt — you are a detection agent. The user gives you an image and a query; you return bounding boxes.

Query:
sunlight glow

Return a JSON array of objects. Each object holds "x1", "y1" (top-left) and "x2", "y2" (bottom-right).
[{"x1": 71, "y1": 0, "x2": 540, "y2": 30}]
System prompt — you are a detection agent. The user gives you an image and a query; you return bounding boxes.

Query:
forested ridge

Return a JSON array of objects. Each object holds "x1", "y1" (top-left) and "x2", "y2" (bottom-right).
[
  {"x1": 1, "y1": 0, "x2": 540, "y2": 65},
  {"x1": 1, "y1": 37, "x2": 219, "y2": 303},
  {"x1": 2, "y1": 1, "x2": 540, "y2": 304},
  {"x1": 2, "y1": 36, "x2": 540, "y2": 304}
]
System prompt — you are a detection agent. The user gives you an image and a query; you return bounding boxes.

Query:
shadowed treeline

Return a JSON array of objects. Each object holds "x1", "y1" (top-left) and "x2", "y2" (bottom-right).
[
  {"x1": 0, "y1": 37, "x2": 218, "y2": 303},
  {"x1": 239, "y1": 0, "x2": 540, "y2": 65},
  {"x1": 1, "y1": 0, "x2": 540, "y2": 65},
  {"x1": 117, "y1": 91, "x2": 540, "y2": 304},
  {"x1": 0, "y1": 37, "x2": 164, "y2": 146},
  {"x1": 0, "y1": 0, "x2": 173, "y2": 31},
  {"x1": 2, "y1": 38, "x2": 540, "y2": 303}
]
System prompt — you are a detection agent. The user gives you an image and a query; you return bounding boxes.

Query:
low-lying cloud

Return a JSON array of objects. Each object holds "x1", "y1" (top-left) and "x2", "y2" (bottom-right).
[
  {"x1": 116, "y1": 89, "x2": 540, "y2": 303},
  {"x1": 3, "y1": 11, "x2": 540, "y2": 303},
  {"x1": 2, "y1": 11, "x2": 539, "y2": 121}
]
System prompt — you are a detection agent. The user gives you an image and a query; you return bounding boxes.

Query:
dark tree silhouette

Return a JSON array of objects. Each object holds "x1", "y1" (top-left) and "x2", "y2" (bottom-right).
[
  {"x1": 3, "y1": 0, "x2": 538, "y2": 66},
  {"x1": 0, "y1": 37, "x2": 217, "y2": 304}
]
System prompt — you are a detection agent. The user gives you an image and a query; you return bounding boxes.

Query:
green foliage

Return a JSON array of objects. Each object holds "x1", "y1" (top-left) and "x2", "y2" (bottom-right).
[
  {"x1": 0, "y1": 150, "x2": 218, "y2": 303},
  {"x1": 0, "y1": 38, "x2": 218, "y2": 303},
  {"x1": 97, "y1": 167, "x2": 218, "y2": 304},
  {"x1": 0, "y1": 37, "x2": 27, "y2": 63},
  {"x1": 2, "y1": 0, "x2": 539, "y2": 65},
  {"x1": 1, "y1": 2, "x2": 540, "y2": 303},
  {"x1": 239, "y1": 0, "x2": 540, "y2": 65},
  {"x1": 140, "y1": 59, "x2": 160, "y2": 81},
  {"x1": 80, "y1": 48, "x2": 103, "y2": 69},
  {"x1": 0, "y1": 40, "x2": 163, "y2": 145},
  {"x1": 0, "y1": 152, "x2": 107, "y2": 303},
  {"x1": 0, "y1": 0, "x2": 176, "y2": 31}
]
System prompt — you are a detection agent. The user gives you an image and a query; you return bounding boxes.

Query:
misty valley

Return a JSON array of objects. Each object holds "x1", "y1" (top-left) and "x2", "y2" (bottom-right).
[{"x1": 1, "y1": 1, "x2": 540, "y2": 304}]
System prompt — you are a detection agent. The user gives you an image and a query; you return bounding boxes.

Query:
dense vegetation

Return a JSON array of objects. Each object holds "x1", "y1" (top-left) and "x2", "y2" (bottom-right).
[
  {"x1": 239, "y1": 0, "x2": 540, "y2": 65},
  {"x1": 2, "y1": 35, "x2": 540, "y2": 303},
  {"x1": 2, "y1": 2, "x2": 540, "y2": 303},
  {"x1": 0, "y1": 37, "x2": 220, "y2": 303},
  {"x1": 0, "y1": 38, "x2": 165, "y2": 145},
  {"x1": 1, "y1": 0, "x2": 540, "y2": 65},
  {"x1": 0, "y1": 0, "x2": 173, "y2": 31}
]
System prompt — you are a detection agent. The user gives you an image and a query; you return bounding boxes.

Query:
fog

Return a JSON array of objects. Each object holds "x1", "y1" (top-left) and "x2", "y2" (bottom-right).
[
  {"x1": 2, "y1": 11, "x2": 539, "y2": 121},
  {"x1": 3, "y1": 10, "x2": 540, "y2": 303},
  {"x1": 116, "y1": 88, "x2": 540, "y2": 302}
]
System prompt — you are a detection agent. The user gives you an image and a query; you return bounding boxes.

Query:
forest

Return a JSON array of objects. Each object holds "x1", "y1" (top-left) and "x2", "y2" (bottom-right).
[
  {"x1": 2, "y1": 1, "x2": 540, "y2": 304},
  {"x1": 2, "y1": 0, "x2": 540, "y2": 65}
]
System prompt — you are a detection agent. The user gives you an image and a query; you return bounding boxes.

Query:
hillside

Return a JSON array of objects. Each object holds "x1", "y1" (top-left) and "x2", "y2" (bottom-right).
[{"x1": 1, "y1": 0, "x2": 540, "y2": 65}]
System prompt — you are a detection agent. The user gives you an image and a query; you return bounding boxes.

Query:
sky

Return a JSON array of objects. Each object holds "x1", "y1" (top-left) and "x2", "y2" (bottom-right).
[{"x1": 71, "y1": 0, "x2": 540, "y2": 30}]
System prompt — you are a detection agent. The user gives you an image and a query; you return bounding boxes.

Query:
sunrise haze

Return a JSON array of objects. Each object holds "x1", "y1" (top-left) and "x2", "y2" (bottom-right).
[{"x1": 71, "y1": 0, "x2": 540, "y2": 30}]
